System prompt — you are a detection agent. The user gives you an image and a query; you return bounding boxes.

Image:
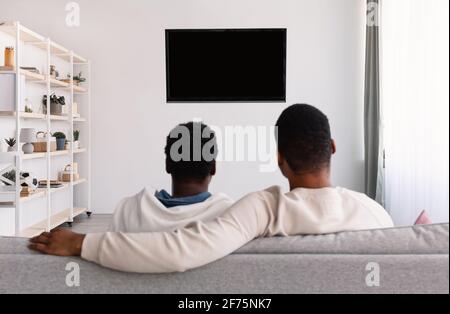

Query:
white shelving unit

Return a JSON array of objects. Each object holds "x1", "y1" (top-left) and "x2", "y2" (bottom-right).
[{"x1": 0, "y1": 21, "x2": 92, "y2": 237}]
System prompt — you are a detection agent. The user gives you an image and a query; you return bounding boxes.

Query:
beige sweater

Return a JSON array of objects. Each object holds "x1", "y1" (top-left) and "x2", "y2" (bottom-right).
[
  {"x1": 82, "y1": 186, "x2": 394, "y2": 273},
  {"x1": 109, "y1": 187, "x2": 234, "y2": 233}
]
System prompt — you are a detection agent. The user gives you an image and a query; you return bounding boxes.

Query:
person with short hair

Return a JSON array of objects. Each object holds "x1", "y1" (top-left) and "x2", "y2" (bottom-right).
[{"x1": 109, "y1": 121, "x2": 234, "y2": 233}]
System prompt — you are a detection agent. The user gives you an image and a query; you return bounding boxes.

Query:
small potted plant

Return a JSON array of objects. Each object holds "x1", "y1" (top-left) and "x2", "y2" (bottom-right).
[
  {"x1": 52, "y1": 132, "x2": 66, "y2": 151},
  {"x1": 73, "y1": 130, "x2": 80, "y2": 149},
  {"x1": 63, "y1": 72, "x2": 86, "y2": 86},
  {"x1": 24, "y1": 98, "x2": 33, "y2": 113},
  {"x1": 5, "y1": 138, "x2": 16, "y2": 152},
  {"x1": 42, "y1": 93, "x2": 66, "y2": 116}
]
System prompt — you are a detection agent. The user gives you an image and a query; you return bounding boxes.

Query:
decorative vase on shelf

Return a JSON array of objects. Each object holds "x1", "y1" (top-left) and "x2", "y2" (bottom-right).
[
  {"x1": 53, "y1": 132, "x2": 67, "y2": 151},
  {"x1": 20, "y1": 128, "x2": 36, "y2": 154},
  {"x1": 7, "y1": 146, "x2": 15, "y2": 152},
  {"x1": 56, "y1": 139, "x2": 65, "y2": 151},
  {"x1": 4, "y1": 47, "x2": 14, "y2": 68}
]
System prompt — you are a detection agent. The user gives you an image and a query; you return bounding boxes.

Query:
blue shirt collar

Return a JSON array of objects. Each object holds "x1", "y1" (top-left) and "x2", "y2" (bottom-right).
[{"x1": 155, "y1": 189, "x2": 212, "y2": 208}]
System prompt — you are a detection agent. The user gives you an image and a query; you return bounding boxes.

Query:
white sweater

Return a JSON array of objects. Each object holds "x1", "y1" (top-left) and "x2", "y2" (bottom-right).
[
  {"x1": 109, "y1": 187, "x2": 234, "y2": 233},
  {"x1": 82, "y1": 186, "x2": 394, "y2": 273}
]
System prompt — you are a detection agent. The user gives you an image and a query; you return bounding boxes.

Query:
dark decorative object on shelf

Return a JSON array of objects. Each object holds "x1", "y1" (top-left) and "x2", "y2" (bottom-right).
[
  {"x1": 52, "y1": 132, "x2": 67, "y2": 151},
  {"x1": 0, "y1": 170, "x2": 15, "y2": 186},
  {"x1": 73, "y1": 130, "x2": 80, "y2": 141},
  {"x1": 0, "y1": 170, "x2": 37, "y2": 188},
  {"x1": 5, "y1": 138, "x2": 16, "y2": 152},
  {"x1": 20, "y1": 67, "x2": 40, "y2": 74},
  {"x1": 50, "y1": 65, "x2": 59, "y2": 79},
  {"x1": 67, "y1": 72, "x2": 86, "y2": 86},
  {"x1": 42, "y1": 93, "x2": 66, "y2": 115}
]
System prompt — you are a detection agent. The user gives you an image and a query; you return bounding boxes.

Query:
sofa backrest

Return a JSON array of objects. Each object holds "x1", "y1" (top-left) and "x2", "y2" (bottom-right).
[{"x1": 236, "y1": 223, "x2": 449, "y2": 255}]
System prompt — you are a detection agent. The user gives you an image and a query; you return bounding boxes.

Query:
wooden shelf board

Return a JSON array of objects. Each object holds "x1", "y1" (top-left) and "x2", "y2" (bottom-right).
[
  {"x1": 19, "y1": 207, "x2": 88, "y2": 238},
  {"x1": 22, "y1": 152, "x2": 46, "y2": 160},
  {"x1": 72, "y1": 178, "x2": 87, "y2": 186},
  {"x1": 0, "y1": 111, "x2": 15, "y2": 117},
  {"x1": 20, "y1": 69, "x2": 45, "y2": 81},
  {"x1": 73, "y1": 85, "x2": 88, "y2": 93},
  {"x1": 20, "y1": 189, "x2": 46, "y2": 203},
  {"x1": 2, "y1": 179, "x2": 86, "y2": 205},
  {"x1": 50, "y1": 77, "x2": 69, "y2": 88},
  {"x1": 73, "y1": 53, "x2": 88, "y2": 64},
  {"x1": 49, "y1": 114, "x2": 69, "y2": 121},
  {"x1": 74, "y1": 148, "x2": 87, "y2": 154},
  {"x1": 21, "y1": 112, "x2": 46, "y2": 119},
  {"x1": 0, "y1": 22, "x2": 45, "y2": 44},
  {"x1": 51, "y1": 150, "x2": 70, "y2": 157},
  {"x1": 0, "y1": 69, "x2": 45, "y2": 82},
  {"x1": 0, "y1": 111, "x2": 85, "y2": 122},
  {"x1": 19, "y1": 183, "x2": 70, "y2": 203},
  {"x1": 22, "y1": 150, "x2": 68, "y2": 160},
  {"x1": 50, "y1": 41, "x2": 69, "y2": 56},
  {"x1": 0, "y1": 69, "x2": 82, "y2": 90},
  {"x1": 21, "y1": 149, "x2": 86, "y2": 160}
]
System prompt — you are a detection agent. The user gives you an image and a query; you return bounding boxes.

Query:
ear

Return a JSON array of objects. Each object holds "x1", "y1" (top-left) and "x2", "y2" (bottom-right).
[
  {"x1": 278, "y1": 151, "x2": 286, "y2": 167},
  {"x1": 331, "y1": 139, "x2": 337, "y2": 155},
  {"x1": 210, "y1": 161, "x2": 217, "y2": 176},
  {"x1": 277, "y1": 151, "x2": 289, "y2": 179}
]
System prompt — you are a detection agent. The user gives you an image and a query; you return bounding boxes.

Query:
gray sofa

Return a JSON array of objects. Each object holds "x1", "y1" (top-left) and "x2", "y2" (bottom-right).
[{"x1": 0, "y1": 223, "x2": 448, "y2": 294}]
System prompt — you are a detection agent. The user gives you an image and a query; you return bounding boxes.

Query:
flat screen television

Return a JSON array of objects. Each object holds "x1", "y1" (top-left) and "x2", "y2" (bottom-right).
[{"x1": 166, "y1": 29, "x2": 287, "y2": 102}]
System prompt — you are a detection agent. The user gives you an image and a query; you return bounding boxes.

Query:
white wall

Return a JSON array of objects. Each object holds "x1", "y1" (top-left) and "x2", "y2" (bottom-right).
[{"x1": 0, "y1": 0, "x2": 367, "y2": 213}]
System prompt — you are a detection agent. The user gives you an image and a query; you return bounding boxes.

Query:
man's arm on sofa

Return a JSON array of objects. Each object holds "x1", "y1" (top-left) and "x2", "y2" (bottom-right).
[
  {"x1": 81, "y1": 191, "x2": 273, "y2": 273},
  {"x1": 30, "y1": 190, "x2": 275, "y2": 273}
]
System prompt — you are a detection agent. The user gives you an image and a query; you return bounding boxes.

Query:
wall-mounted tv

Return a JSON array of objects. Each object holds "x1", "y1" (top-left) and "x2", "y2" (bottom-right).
[{"x1": 166, "y1": 29, "x2": 287, "y2": 102}]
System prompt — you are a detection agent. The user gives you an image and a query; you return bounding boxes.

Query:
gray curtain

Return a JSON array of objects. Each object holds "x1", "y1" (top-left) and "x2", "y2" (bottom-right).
[{"x1": 364, "y1": 0, "x2": 382, "y2": 201}]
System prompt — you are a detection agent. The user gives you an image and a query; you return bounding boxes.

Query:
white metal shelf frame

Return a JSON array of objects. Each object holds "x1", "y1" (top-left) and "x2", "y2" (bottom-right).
[{"x1": 0, "y1": 21, "x2": 91, "y2": 237}]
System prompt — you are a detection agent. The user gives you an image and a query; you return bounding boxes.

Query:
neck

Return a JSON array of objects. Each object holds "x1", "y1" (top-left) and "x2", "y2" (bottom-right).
[
  {"x1": 171, "y1": 179, "x2": 209, "y2": 198},
  {"x1": 288, "y1": 168, "x2": 332, "y2": 190}
]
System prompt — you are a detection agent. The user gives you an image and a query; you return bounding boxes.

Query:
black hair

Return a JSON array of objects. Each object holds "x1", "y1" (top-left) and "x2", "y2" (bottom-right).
[
  {"x1": 276, "y1": 104, "x2": 332, "y2": 173},
  {"x1": 165, "y1": 122, "x2": 217, "y2": 181}
]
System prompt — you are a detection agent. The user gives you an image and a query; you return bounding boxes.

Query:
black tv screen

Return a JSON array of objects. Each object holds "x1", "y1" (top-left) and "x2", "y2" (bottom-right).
[{"x1": 166, "y1": 29, "x2": 287, "y2": 102}]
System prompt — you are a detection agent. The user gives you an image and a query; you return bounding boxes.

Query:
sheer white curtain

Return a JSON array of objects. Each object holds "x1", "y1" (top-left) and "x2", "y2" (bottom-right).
[{"x1": 381, "y1": 0, "x2": 449, "y2": 225}]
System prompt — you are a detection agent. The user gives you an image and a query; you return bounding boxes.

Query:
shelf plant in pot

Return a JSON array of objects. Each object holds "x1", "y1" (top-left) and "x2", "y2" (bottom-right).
[
  {"x1": 73, "y1": 130, "x2": 80, "y2": 149},
  {"x1": 4, "y1": 138, "x2": 16, "y2": 152},
  {"x1": 52, "y1": 132, "x2": 67, "y2": 151},
  {"x1": 42, "y1": 93, "x2": 66, "y2": 116},
  {"x1": 62, "y1": 72, "x2": 86, "y2": 86},
  {"x1": 72, "y1": 72, "x2": 86, "y2": 86}
]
